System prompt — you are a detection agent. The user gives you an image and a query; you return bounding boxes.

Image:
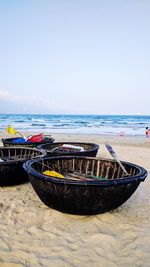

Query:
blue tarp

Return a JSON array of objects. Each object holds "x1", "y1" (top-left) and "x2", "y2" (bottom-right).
[{"x1": 12, "y1": 138, "x2": 29, "y2": 143}]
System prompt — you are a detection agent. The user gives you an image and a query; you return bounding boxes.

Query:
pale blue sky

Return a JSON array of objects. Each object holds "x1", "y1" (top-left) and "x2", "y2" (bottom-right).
[{"x1": 0, "y1": 0, "x2": 150, "y2": 114}]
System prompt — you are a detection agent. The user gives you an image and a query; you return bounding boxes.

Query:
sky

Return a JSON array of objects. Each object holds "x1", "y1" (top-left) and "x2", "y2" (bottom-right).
[{"x1": 0, "y1": 0, "x2": 150, "y2": 115}]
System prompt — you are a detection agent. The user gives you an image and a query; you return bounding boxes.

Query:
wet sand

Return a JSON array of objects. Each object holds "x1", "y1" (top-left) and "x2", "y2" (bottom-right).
[{"x1": 0, "y1": 132, "x2": 150, "y2": 267}]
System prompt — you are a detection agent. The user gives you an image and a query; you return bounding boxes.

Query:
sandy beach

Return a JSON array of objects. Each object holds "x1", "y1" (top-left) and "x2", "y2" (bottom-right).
[{"x1": 0, "y1": 132, "x2": 150, "y2": 267}]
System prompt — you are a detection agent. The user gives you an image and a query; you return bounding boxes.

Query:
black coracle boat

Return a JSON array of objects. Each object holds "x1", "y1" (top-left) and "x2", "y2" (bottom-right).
[
  {"x1": 23, "y1": 156, "x2": 148, "y2": 215},
  {"x1": 0, "y1": 147, "x2": 45, "y2": 186},
  {"x1": 37, "y1": 142, "x2": 99, "y2": 157},
  {"x1": 2, "y1": 136, "x2": 54, "y2": 148}
]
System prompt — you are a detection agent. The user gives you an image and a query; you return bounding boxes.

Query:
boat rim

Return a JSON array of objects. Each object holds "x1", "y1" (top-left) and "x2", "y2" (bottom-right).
[
  {"x1": 0, "y1": 146, "x2": 46, "y2": 165},
  {"x1": 23, "y1": 156, "x2": 148, "y2": 186},
  {"x1": 37, "y1": 142, "x2": 99, "y2": 152}
]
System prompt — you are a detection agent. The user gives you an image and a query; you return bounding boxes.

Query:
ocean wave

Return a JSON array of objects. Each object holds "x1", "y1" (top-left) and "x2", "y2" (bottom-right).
[
  {"x1": 0, "y1": 114, "x2": 149, "y2": 136},
  {"x1": 31, "y1": 123, "x2": 46, "y2": 127}
]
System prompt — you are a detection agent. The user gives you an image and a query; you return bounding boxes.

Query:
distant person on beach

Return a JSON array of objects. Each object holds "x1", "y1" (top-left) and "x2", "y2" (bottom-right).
[
  {"x1": 120, "y1": 131, "x2": 125, "y2": 137},
  {"x1": 145, "y1": 127, "x2": 150, "y2": 137}
]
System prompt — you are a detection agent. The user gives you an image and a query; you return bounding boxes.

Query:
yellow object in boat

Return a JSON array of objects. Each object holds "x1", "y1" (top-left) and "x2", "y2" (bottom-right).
[{"x1": 43, "y1": 170, "x2": 64, "y2": 178}]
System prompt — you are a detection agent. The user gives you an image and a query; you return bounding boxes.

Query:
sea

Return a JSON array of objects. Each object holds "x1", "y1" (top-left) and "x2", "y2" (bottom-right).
[{"x1": 0, "y1": 114, "x2": 150, "y2": 137}]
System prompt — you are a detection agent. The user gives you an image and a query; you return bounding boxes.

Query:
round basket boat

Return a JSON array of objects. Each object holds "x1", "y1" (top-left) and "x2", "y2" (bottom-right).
[
  {"x1": 37, "y1": 142, "x2": 99, "y2": 157},
  {"x1": 2, "y1": 136, "x2": 55, "y2": 148},
  {"x1": 0, "y1": 147, "x2": 45, "y2": 186},
  {"x1": 23, "y1": 156, "x2": 148, "y2": 215}
]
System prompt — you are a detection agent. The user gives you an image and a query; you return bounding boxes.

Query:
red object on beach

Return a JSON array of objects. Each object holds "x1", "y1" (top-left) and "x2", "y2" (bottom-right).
[{"x1": 28, "y1": 133, "x2": 43, "y2": 143}]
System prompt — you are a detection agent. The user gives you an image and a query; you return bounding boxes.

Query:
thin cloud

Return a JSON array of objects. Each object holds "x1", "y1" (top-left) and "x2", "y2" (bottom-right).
[
  {"x1": 0, "y1": 89, "x2": 54, "y2": 107},
  {"x1": 0, "y1": 89, "x2": 73, "y2": 113},
  {"x1": 0, "y1": 90, "x2": 11, "y2": 99}
]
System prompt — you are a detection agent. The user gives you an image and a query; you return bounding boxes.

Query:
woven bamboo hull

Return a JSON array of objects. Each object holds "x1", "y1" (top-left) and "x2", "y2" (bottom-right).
[
  {"x1": 2, "y1": 137, "x2": 55, "y2": 148},
  {"x1": 23, "y1": 156, "x2": 148, "y2": 215},
  {"x1": 0, "y1": 147, "x2": 45, "y2": 186},
  {"x1": 37, "y1": 142, "x2": 99, "y2": 157},
  {"x1": 0, "y1": 161, "x2": 29, "y2": 186},
  {"x1": 29, "y1": 176, "x2": 141, "y2": 214}
]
